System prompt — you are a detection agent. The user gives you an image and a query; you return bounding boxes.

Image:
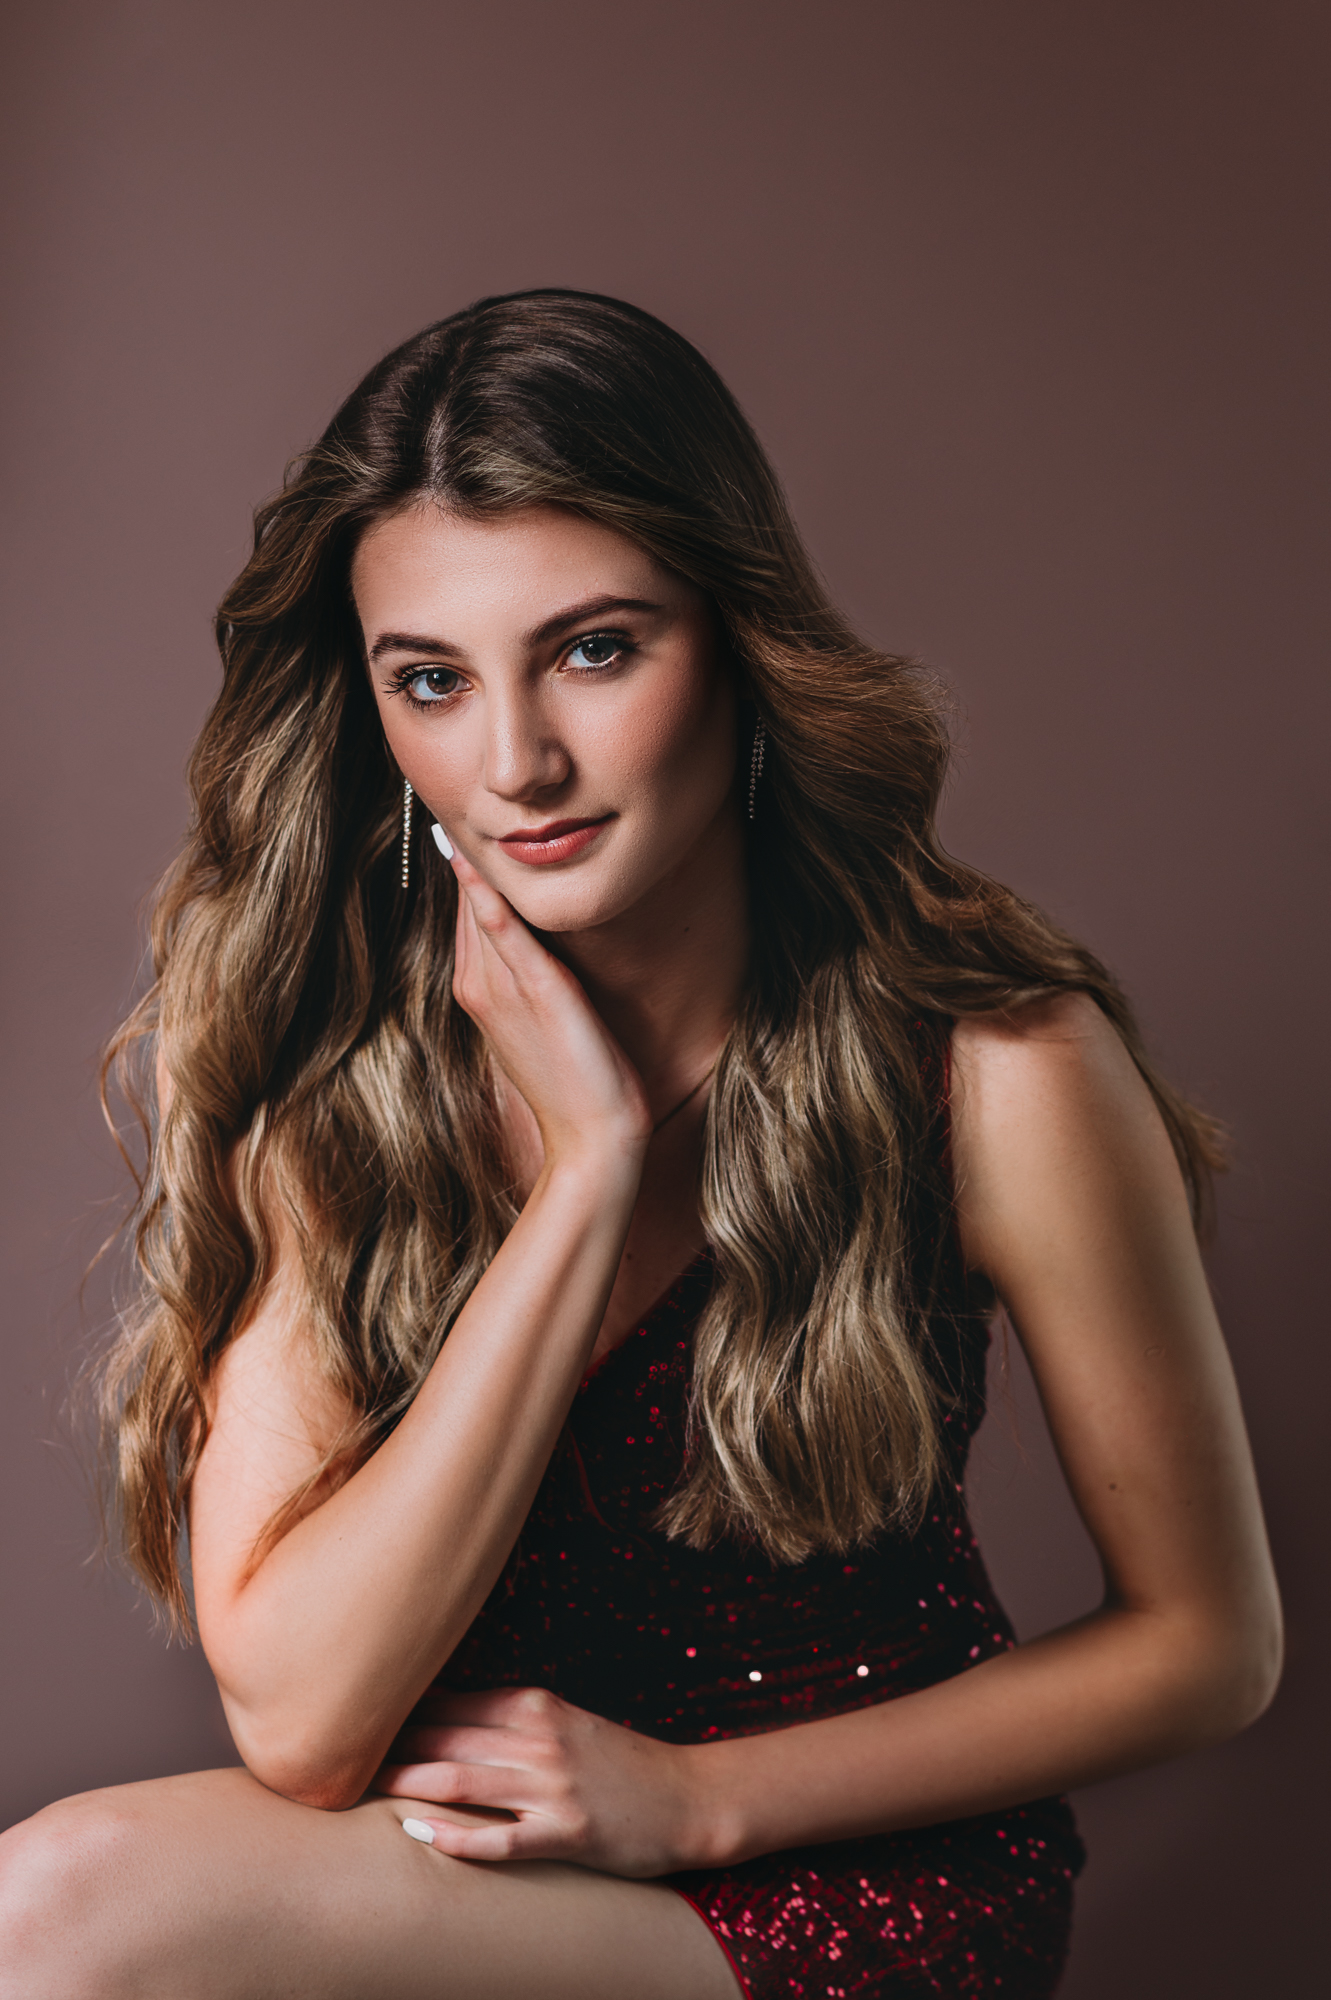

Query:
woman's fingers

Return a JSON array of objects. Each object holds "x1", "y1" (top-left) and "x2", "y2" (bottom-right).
[
  {"x1": 390, "y1": 1725, "x2": 531, "y2": 1766},
  {"x1": 450, "y1": 883, "x2": 498, "y2": 1020},
  {"x1": 452, "y1": 867, "x2": 519, "y2": 1002},
  {"x1": 441, "y1": 851, "x2": 652, "y2": 1160},
  {"x1": 382, "y1": 1685, "x2": 694, "y2": 1876},
  {"x1": 450, "y1": 851, "x2": 575, "y2": 1021},
  {"x1": 400, "y1": 1812, "x2": 545, "y2": 1863},
  {"x1": 406, "y1": 1685, "x2": 552, "y2": 1731},
  {"x1": 452, "y1": 851, "x2": 514, "y2": 951},
  {"x1": 376, "y1": 1758, "x2": 528, "y2": 1810},
  {"x1": 381, "y1": 1727, "x2": 554, "y2": 1783},
  {"x1": 451, "y1": 848, "x2": 552, "y2": 988}
]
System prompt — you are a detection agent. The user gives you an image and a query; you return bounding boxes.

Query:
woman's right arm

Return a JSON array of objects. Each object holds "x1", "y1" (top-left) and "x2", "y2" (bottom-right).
[{"x1": 187, "y1": 854, "x2": 650, "y2": 1811}]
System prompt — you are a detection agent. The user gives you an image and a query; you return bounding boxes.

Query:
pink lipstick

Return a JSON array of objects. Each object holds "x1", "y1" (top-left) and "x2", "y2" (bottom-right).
[{"x1": 495, "y1": 814, "x2": 613, "y2": 865}]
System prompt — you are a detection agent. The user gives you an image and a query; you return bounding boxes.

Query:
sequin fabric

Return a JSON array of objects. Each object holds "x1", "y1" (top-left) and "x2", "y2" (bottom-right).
[{"x1": 440, "y1": 1042, "x2": 1084, "y2": 1997}]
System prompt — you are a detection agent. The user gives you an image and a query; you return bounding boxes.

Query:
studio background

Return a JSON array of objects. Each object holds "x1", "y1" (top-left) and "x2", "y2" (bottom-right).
[{"x1": 2, "y1": 3, "x2": 1326, "y2": 1991}]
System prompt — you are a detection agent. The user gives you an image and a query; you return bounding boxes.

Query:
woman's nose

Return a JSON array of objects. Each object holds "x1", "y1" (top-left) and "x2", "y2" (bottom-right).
[{"x1": 481, "y1": 694, "x2": 571, "y2": 802}]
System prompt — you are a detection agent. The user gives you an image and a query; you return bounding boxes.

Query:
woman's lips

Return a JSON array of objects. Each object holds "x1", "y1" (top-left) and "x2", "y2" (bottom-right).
[{"x1": 494, "y1": 815, "x2": 614, "y2": 865}]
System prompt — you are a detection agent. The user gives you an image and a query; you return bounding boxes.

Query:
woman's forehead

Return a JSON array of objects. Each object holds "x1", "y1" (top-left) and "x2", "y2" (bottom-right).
[{"x1": 352, "y1": 504, "x2": 689, "y2": 642}]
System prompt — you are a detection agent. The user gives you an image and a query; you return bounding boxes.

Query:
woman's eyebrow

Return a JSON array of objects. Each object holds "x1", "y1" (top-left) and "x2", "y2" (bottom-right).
[
  {"x1": 366, "y1": 596, "x2": 663, "y2": 666},
  {"x1": 523, "y1": 594, "x2": 663, "y2": 647},
  {"x1": 368, "y1": 630, "x2": 453, "y2": 663}
]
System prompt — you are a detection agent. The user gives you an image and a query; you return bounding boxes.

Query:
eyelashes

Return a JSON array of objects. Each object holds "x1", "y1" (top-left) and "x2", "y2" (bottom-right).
[
  {"x1": 392, "y1": 665, "x2": 464, "y2": 709},
  {"x1": 565, "y1": 630, "x2": 633, "y2": 671},
  {"x1": 388, "y1": 630, "x2": 637, "y2": 713}
]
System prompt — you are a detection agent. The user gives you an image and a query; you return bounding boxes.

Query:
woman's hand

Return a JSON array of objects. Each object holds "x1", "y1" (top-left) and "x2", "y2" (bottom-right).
[
  {"x1": 372, "y1": 1686, "x2": 703, "y2": 1878},
  {"x1": 448, "y1": 846, "x2": 651, "y2": 1169}
]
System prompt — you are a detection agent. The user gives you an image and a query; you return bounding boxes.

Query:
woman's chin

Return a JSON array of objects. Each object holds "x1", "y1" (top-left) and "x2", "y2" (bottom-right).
[{"x1": 496, "y1": 865, "x2": 646, "y2": 939}]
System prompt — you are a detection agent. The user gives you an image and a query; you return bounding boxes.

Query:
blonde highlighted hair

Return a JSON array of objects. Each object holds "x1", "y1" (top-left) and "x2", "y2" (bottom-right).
[{"x1": 100, "y1": 291, "x2": 1224, "y2": 1628}]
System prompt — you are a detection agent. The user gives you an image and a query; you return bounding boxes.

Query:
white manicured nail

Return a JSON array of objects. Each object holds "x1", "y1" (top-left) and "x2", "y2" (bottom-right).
[
  {"x1": 430, "y1": 823, "x2": 454, "y2": 859},
  {"x1": 402, "y1": 1818, "x2": 435, "y2": 1844}
]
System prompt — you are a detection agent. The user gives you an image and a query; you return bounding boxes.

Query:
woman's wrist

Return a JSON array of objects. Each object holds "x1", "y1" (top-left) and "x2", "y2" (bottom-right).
[
  {"x1": 669, "y1": 1740, "x2": 749, "y2": 1871},
  {"x1": 534, "y1": 1128, "x2": 650, "y2": 1204}
]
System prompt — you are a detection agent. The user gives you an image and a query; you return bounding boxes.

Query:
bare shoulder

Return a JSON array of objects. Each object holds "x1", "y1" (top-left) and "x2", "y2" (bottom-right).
[
  {"x1": 950, "y1": 989, "x2": 1151, "y2": 1140},
  {"x1": 950, "y1": 987, "x2": 1130, "y2": 1080},
  {"x1": 947, "y1": 990, "x2": 1188, "y2": 1273}
]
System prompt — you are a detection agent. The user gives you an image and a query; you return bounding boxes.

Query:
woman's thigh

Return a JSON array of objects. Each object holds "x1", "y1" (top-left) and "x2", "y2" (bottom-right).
[{"x1": 0, "y1": 1767, "x2": 741, "y2": 2000}]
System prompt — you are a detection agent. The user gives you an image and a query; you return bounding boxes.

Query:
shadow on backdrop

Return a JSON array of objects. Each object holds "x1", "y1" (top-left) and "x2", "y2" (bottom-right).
[{"x1": 1, "y1": 4, "x2": 1326, "y2": 1993}]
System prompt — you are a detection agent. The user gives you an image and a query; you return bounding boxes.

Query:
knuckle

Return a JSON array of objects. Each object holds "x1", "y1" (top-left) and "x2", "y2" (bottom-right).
[{"x1": 512, "y1": 1739, "x2": 552, "y2": 1779}]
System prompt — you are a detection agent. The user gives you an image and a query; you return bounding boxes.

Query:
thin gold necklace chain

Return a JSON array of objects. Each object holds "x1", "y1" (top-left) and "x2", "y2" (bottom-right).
[{"x1": 650, "y1": 1065, "x2": 717, "y2": 1136}]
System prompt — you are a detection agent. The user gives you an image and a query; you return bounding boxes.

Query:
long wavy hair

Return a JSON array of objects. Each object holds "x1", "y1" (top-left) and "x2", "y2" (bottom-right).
[{"x1": 99, "y1": 289, "x2": 1224, "y2": 1629}]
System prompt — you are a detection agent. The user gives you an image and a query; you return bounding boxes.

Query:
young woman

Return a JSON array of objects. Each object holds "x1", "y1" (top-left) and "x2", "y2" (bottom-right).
[{"x1": 0, "y1": 291, "x2": 1280, "y2": 1998}]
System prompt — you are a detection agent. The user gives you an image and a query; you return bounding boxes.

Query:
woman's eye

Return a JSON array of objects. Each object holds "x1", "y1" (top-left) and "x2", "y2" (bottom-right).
[
  {"x1": 402, "y1": 667, "x2": 463, "y2": 704},
  {"x1": 566, "y1": 632, "x2": 627, "y2": 670}
]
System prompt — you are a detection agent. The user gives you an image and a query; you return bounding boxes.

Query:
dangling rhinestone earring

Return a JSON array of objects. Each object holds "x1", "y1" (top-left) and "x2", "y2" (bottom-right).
[
  {"x1": 748, "y1": 717, "x2": 767, "y2": 821},
  {"x1": 400, "y1": 779, "x2": 413, "y2": 889}
]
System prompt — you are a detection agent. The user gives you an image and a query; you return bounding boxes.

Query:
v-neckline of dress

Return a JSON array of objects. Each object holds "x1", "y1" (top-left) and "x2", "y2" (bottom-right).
[{"x1": 579, "y1": 1248, "x2": 714, "y2": 1388}]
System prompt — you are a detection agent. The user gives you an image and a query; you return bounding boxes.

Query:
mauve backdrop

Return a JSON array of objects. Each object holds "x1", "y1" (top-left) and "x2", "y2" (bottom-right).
[{"x1": 1, "y1": 2, "x2": 1326, "y2": 1990}]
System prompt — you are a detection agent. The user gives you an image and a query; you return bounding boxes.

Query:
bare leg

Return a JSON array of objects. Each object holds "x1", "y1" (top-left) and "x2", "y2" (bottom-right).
[{"x1": 0, "y1": 1768, "x2": 741, "y2": 2000}]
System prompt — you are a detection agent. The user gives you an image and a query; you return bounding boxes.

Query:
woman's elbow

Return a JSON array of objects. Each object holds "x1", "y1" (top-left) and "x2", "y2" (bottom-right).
[
  {"x1": 251, "y1": 1762, "x2": 368, "y2": 1814},
  {"x1": 225, "y1": 1710, "x2": 375, "y2": 1814},
  {"x1": 1173, "y1": 1595, "x2": 1284, "y2": 1747},
  {"x1": 1220, "y1": 1607, "x2": 1284, "y2": 1732}
]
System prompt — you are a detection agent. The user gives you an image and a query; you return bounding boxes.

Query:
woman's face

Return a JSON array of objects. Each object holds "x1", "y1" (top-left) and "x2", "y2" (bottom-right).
[{"x1": 355, "y1": 503, "x2": 741, "y2": 934}]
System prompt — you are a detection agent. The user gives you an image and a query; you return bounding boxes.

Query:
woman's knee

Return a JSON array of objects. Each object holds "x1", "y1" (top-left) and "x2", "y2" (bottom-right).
[{"x1": 0, "y1": 1789, "x2": 165, "y2": 1997}]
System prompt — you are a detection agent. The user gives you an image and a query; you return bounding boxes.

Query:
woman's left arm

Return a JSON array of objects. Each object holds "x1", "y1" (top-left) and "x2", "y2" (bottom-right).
[{"x1": 379, "y1": 992, "x2": 1282, "y2": 1874}]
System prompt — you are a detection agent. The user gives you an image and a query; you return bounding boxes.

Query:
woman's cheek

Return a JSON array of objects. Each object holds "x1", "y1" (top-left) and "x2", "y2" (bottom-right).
[{"x1": 611, "y1": 667, "x2": 735, "y2": 810}]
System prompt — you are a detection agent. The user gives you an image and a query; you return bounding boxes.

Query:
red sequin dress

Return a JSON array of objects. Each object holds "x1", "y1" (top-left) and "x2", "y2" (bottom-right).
[{"x1": 441, "y1": 1059, "x2": 1084, "y2": 1997}]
